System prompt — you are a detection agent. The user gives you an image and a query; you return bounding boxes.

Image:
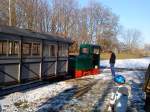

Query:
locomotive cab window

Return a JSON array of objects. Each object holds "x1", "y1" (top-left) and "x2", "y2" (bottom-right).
[
  {"x1": 82, "y1": 48, "x2": 89, "y2": 54},
  {"x1": 0, "y1": 40, "x2": 7, "y2": 56},
  {"x1": 94, "y1": 48, "x2": 99, "y2": 54}
]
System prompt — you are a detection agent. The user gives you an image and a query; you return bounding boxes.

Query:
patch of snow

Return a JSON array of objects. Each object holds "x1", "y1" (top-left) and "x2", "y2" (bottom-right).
[
  {"x1": 101, "y1": 58, "x2": 150, "y2": 69},
  {"x1": 80, "y1": 73, "x2": 112, "y2": 80},
  {"x1": 0, "y1": 58, "x2": 147, "y2": 112},
  {"x1": 0, "y1": 81, "x2": 74, "y2": 112},
  {"x1": 116, "y1": 70, "x2": 145, "y2": 111}
]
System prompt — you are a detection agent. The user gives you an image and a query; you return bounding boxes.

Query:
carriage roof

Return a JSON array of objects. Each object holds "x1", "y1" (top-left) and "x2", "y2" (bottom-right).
[{"x1": 0, "y1": 26, "x2": 72, "y2": 44}]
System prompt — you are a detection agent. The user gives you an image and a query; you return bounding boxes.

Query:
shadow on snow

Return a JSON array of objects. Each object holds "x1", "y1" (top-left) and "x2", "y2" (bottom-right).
[{"x1": 37, "y1": 85, "x2": 78, "y2": 112}]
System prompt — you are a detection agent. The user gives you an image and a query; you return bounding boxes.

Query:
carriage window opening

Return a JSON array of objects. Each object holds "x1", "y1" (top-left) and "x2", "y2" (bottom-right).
[
  {"x1": 82, "y1": 48, "x2": 88, "y2": 54},
  {"x1": 58, "y1": 44, "x2": 62, "y2": 56},
  {"x1": 44, "y1": 44, "x2": 49, "y2": 57},
  {"x1": 22, "y1": 43, "x2": 31, "y2": 55},
  {"x1": 8, "y1": 41, "x2": 19, "y2": 55},
  {"x1": 50, "y1": 45, "x2": 56, "y2": 57},
  {"x1": 0, "y1": 41, "x2": 3, "y2": 55},
  {"x1": 14, "y1": 42, "x2": 19, "y2": 55},
  {"x1": 0, "y1": 40, "x2": 7, "y2": 55},
  {"x1": 8, "y1": 41, "x2": 13, "y2": 55},
  {"x1": 32, "y1": 43, "x2": 40, "y2": 55},
  {"x1": 63, "y1": 45, "x2": 68, "y2": 56},
  {"x1": 59, "y1": 44, "x2": 68, "y2": 57}
]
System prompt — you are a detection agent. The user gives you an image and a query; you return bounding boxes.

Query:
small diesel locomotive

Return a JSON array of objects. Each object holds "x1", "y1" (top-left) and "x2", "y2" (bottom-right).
[{"x1": 68, "y1": 44, "x2": 101, "y2": 78}]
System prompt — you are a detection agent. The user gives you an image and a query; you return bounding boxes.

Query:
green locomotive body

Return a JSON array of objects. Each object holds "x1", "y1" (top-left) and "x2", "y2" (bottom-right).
[{"x1": 69, "y1": 44, "x2": 101, "y2": 78}]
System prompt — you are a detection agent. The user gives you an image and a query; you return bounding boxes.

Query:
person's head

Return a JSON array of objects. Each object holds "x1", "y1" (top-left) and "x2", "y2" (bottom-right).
[{"x1": 114, "y1": 75, "x2": 126, "y2": 85}]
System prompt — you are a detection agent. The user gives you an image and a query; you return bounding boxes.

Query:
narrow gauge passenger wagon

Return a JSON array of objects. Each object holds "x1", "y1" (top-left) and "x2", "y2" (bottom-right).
[{"x1": 0, "y1": 26, "x2": 72, "y2": 88}]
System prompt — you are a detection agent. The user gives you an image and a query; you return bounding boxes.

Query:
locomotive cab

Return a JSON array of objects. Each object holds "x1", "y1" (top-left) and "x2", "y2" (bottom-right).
[
  {"x1": 68, "y1": 44, "x2": 101, "y2": 78},
  {"x1": 80, "y1": 44, "x2": 101, "y2": 69}
]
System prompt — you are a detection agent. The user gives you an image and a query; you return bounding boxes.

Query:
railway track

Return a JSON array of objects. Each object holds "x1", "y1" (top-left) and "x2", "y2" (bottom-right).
[
  {"x1": 72, "y1": 66, "x2": 147, "y2": 99},
  {"x1": 2, "y1": 67, "x2": 136, "y2": 97},
  {"x1": 0, "y1": 76, "x2": 69, "y2": 97},
  {"x1": 0, "y1": 81, "x2": 49, "y2": 97},
  {"x1": 0, "y1": 75, "x2": 97, "y2": 97},
  {"x1": 72, "y1": 74, "x2": 113, "y2": 98},
  {"x1": 0, "y1": 74, "x2": 106, "y2": 98},
  {"x1": 73, "y1": 79, "x2": 99, "y2": 98}
]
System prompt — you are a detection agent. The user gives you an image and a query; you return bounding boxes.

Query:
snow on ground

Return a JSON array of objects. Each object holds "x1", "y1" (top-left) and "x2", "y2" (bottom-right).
[
  {"x1": 0, "y1": 58, "x2": 148, "y2": 112},
  {"x1": 117, "y1": 70, "x2": 145, "y2": 112},
  {"x1": 101, "y1": 57, "x2": 150, "y2": 69},
  {"x1": 0, "y1": 74, "x2": 111, "y2": 112},
  {"x1": 97, "y1": 69, "x2": 146, "y2": 112},
  {"x1": 0, "y1": 81, "x2": 74, "y2": 112},
  {"x1": 0, "y1": 70, "x2": 145, "y2": 112}
]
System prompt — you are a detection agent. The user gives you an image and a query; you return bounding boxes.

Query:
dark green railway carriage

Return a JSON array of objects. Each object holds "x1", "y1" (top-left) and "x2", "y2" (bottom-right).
[
  {"x1": 0, "y1": 26, "x2": 72, "y2": 88},
  {"x1": 68, "y1": 44, "x2": 101, "y2": 78}
]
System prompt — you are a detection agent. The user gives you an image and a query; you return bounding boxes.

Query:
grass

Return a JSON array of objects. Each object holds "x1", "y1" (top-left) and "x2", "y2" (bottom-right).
[{"x1": 100, "y1": 52, "x2": 143, "y2": 60}]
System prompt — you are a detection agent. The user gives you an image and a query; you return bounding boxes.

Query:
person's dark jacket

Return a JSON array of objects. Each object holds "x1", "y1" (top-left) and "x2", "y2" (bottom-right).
[{"x1": 109, "y1": 52, "x2": 116, "y2": 64}]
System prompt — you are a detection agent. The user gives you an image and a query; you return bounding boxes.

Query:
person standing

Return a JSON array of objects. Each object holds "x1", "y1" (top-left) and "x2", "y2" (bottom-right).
[
  {"x1": 108, "y1": 75, "x2": 129, "y2": 112},
  {"x1": 109, "y1": 51, "x2": 116, "y2": 77}
]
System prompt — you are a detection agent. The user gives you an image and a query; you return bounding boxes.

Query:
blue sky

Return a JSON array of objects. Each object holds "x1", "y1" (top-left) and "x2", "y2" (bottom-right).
[{"x1": 79, "y1": 0, "x2": 150, "y2": 44}]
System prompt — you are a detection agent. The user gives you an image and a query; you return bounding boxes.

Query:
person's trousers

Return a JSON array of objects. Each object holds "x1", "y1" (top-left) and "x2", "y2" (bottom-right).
[
  {"x1": 115, "y1": 95, "x2": 128, "y2": 112},
  {"x1": 110, "y1": 63, "x2": 115, "y2": 77}
]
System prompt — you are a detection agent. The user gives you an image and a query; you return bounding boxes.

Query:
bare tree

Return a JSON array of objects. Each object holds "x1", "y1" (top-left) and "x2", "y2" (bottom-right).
[
  {"x1": 121, "y1": 28, "x2": 143, "y2": 52},
  {"x1": 50, "y1": 0, "x2": 78, "y2": 36},
  {"x1": 78, "y1": 8, "x2": 89, "y2": 43},
  {"x1": 0, "y1": 0, "x2": 120, "y2": 53},
  {"x1": 144, "y1": 44, "x2": 150, "y2": 51},
  {"x1": 14, "y1": 0, "x2": 50, "y2": 32},
  {"x1": 0, "y1": 0, "x2": 9, "y2": 25},
  {"x1": 85, "y1": 1, "x2": 119, "y2": 49}
]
